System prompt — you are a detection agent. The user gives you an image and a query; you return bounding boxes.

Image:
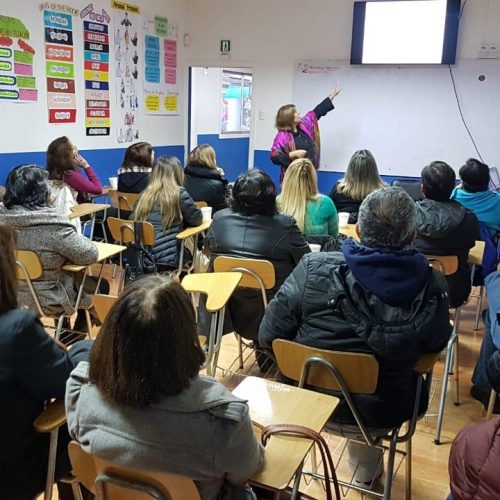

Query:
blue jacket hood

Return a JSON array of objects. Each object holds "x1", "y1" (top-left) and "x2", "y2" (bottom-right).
[{"x1": 342, "y1": 239, "x2": 430, "y2": 307}]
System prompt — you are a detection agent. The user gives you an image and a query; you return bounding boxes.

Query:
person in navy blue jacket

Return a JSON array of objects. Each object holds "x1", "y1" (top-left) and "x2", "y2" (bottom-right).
[{"x1": 0, "y1": 224, "x2": 91, "y2": 500}]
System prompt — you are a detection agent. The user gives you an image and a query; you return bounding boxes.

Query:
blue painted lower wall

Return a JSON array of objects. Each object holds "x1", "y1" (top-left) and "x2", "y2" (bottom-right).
[
  {"x1": 0, "y1": 145, "x2": 185, "y2": 186},
  {"x1": 253, "y1": 149, "x2": 421, "y2": 193},
  {"x1": 197, "y1": 134, "x2": 249, "y2": 182}
]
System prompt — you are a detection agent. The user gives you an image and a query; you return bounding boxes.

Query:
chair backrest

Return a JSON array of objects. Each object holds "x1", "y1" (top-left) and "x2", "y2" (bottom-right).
[
  {"x1": 272, "y1": 339, "x2": 379, "y2": 394},
  {"x1": 391, "y1": 179, "x2": 424, "y2": 201},
  {"x1": 68, "y1": 441, "x2": 201, "y2": 500},
  {"x1": 213, "y1": 256, "x2": 276, "y2": 290},
  {"x1": 426, "y1": 255, "x2": 459, "y2": 276},
  {"x1": 107, "y1": 217, "x2": 155, "y2": 246},
  {"x1": 16, "y1": 250, "x2": 43, "y2": 280},
  {"x1": 110, "y1": 191, "x2": 141, "y2": 212},
  {"x1": 93, "y1": 294, "x2": 118, "y2": 323},
  {"x1": 195, "y1": 201, "x2": 208, "y2": 209}
]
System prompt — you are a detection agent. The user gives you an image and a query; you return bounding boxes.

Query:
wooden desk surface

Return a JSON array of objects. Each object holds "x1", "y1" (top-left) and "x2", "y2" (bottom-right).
[
  {"x1": 62, "y1": 242, "x2": 126, "y2": 272},
  {"x1": 340, "y1": 223, "x2": 358, "y2": 241},
  {"x1": 181, "y1": 272, "x2": 242, "y2": 312},
  {"x1": 69, "y1": 203, "x2": 110, "y2": 219},
  {"x1": 468, "y1": 240, "x2": 485, "y2": 266},
  {"x1": 233, "y1": 377, "x2": 338, "y2": 491},
  {"x1": 176, "y1": 220, "x2": 212, "y2": 240}
]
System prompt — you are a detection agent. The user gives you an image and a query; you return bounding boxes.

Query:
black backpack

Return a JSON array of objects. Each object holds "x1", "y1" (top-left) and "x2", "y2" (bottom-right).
[{"x1": 124, "y1": 221, "x2": 157, "y2": 285}]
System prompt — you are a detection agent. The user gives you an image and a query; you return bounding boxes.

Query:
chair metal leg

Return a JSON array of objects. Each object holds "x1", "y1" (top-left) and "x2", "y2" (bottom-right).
[
  {"x1": 486, "y1": 389, "x2": 497, "y2": 419},
  {"x1": 434, "y1": 333, "x2": 456, "y2": 444},
  {"x1": 405, "y1": 438, "x2": 412, "y2": 500},
  {"x1": 55, "y1": 315, "x2": 66, "y2": 341},
  {"x1": 238, "y1": 335, "x2": 244, "y2": 370},
  {"x1": 474, "y1": 286, "x2": 484, "y2": 330},
  {"x1": 453, "y1": 338, "x2": 460, "y2": 406},
  {"x1": 290, "y1": 461, "x2": 304, "y2": 500},
  {"x1": 71, "y1": 482, "x2": 84, "y2": 500},
  {"x1": 383, "y1": 432, "x2": 399, "y2": 500},
  {"x1": 44, "y1": 428, "x2": 59, "y2": 500}
]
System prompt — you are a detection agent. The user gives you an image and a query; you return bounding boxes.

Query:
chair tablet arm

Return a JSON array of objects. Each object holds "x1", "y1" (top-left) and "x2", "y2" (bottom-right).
[
  {"x1": 34, "y1": 400, "x2": 66, "y2": 433},
  {"x1": 176, "y1": 221, "x2": 212, "y2": 240}
]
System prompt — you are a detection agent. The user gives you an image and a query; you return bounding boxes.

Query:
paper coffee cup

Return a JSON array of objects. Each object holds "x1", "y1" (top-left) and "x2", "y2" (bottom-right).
[
  {"x1": 338, "y1": 212, "x2": 350, "y2": 228},
  {"x1": 109, "y1": 177, "x2": 118, "y2": 190},
  {"x1": 309, "y1": 243, "x2": 321, "y2": 253},
  {"x1": 201, "y1": 206, "x2": 212, "y2": 222}
]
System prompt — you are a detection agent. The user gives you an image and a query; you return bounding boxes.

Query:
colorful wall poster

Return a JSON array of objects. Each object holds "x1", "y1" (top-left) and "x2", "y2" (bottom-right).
[
  {"x1": 0, "y1": 15, "x2": 38, "y2": 102},
  {"x1": 81, "y1": 4, "x2": 111, "y2": 136},
  {"x1": 43, "y1": 7, "x2": 77, "y2": 123},
  {"x1": 143, "y1": 14, "x2": 179, "y2": 115},
  {"x1": 113, "y1": 1, "x2": 141, "y2": 143}
]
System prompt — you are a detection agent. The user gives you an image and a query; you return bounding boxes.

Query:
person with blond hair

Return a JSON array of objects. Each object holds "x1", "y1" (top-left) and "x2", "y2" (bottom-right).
[
  {"x1": 133, "y1": 156, "x2": 202, "y2": 272},
  {"x1": 271, "y1": 84, "x2": 342, "y2": 183},
  {"x1": 329, "y1": 149, "x2": 385, "y2": 223},
  {"x1": 278, "y1": 158, "x2": 338, "y2": 237},
  {"x1": 184, "y1": 144, "x2": 228, "y2": 212}
]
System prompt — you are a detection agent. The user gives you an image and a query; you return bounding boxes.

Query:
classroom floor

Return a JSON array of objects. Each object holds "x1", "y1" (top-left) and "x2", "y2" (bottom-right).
[{"x1": 42, "y1": 288, "x2": 489, "y2": 500}]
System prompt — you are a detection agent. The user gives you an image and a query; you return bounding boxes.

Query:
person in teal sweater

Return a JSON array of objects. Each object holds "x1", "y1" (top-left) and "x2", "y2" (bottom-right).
[
  {"x1": 451, "y1": 158, "x2": 500, "y2": 233},
  {"x1": 278, "y1": 158, "x2": 338, "y2": 236}
]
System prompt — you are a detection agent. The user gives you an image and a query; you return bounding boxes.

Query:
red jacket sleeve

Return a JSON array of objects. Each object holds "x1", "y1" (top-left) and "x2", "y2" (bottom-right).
[{"x1": 64, "y1": 166, "x2": 103, "y2": 195}]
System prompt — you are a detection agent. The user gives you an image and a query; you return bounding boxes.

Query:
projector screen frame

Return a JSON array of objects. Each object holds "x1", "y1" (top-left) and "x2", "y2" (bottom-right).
[{"x1": 350, "y1": 0, "x2": 461, "y2": 65}]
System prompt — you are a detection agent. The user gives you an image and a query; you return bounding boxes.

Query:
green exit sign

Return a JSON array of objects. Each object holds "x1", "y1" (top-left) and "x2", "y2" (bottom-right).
[{"x1": 220, "y1": 39, "x2": 231, "y2": 55}]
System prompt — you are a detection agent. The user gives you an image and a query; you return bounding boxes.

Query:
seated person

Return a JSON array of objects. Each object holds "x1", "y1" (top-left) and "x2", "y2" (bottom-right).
[
  {"x1": 470, "y1": 271, "x2": 500, "y2": 412},
  {"x1": 206, "y1": 169, "x2": 310, "y2": 343},
  {"x1": 448, "y1": 418, "x2": 500, "y2": 500},
  {"x1": 47, "y1": 136, "x2": 103, "y2": 203},
  {"x1": 0, "y1": 165, "x2": 98, "y2": 325},
  {"x1": 66, "y1": 276, "x2": 264, "y2": 500},
  {"x1": 118, "y1": 141, "x2": 154, "y2": 194},
  {"x1": 259, "y1": 187, "x2": 451, "y2": 484},
  {"x1": 328, "y1": 149, "x2": 385, "y2": 224},
  {"x1": 0, "y1": 223, "x2": 91, "y2": 500},
  {"x1": 133, "y1": 156, "x2": 202, "y2": 273},
  {"x1": 414, "y1": 161, "x2": 479, "y2": 308},
  {"x1": 278, "y1": 158, "x2": 338, "y2": 237},
  {"x1": 184, "y1": 144, "x2": 229, "y2": 213},
  {"x1": 451, "y1": 158, "x2": 500, "y2": 234}
]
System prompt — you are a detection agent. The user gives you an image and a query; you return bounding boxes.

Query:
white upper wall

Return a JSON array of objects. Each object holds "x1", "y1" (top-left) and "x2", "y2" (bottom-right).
[{"x1": 185, "y1": 0, "x2": 500, "y2": 154}]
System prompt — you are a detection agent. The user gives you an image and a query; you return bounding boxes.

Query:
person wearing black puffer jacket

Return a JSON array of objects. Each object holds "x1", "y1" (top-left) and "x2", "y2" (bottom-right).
[
  {"x1": 259, "y1": 187, "x2": 452, "y2": 486},
  {"x1": 414, "y1": 161, "x2": 479, "y2": 308},
  {"x1": 133, "y1": 156, "x2": 202, "y2": 272},
  {"x1": 184, "y1": 144, "x2": 228, "y2": 213}
]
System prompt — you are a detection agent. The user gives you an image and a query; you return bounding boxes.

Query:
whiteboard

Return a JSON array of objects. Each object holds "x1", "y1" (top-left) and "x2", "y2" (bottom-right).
[{"x1": 293, "y1": 60, "x2": 500, "y2": 177}]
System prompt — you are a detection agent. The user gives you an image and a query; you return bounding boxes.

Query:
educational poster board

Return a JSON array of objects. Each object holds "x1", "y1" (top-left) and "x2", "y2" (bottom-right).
[
  {"x1": 81, "y1": 4, "x2": 111, "y2": 136},
  {"x1": 293, "y1": 60, "x2": 500, "y2": 176},
  {"x1": 0, "y1": 14, "x2": 38, "y2": 102},
  {"x1": 43, "y1": 5, "x2": 77, "y2": 123},
  {"x1": 112, "y1": 0, "x2": 141, "y2": 143},
  {"x1": 143, "y1": 14, "x2": 179, "y2": 115}
]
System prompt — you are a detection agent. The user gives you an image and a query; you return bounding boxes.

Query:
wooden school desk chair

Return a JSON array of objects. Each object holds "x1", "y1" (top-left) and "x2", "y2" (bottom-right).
[
  {"x1": 272, "y1": 339, "x2": 441, "y2": 500},
  {"x1": 68, "y1": 441, "x2": 200, "y2": 500},
  {"x1": 109, "y1": 191, "x2": 140, "y2": 219},
  {"x1": 92, "y1": 294, "x2": 118, "y2": 324},
  {"x1": 213, "y1": 256, "x2": 276, "y2": 374}
]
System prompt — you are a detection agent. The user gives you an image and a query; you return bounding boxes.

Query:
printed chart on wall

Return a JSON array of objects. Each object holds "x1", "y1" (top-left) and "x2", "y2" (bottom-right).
[
  {"x1": 0, "y1": 15, "x2": 38, "y2": 102},
  {"x1": 143, "y1": 15, "x2": 179, "y2": 115},
  {"x1": 113, "y1": 1, "x2": 140, "y2": 143},
  {"x1": 43, "y1": 5, "x2": 78, "y2": 123},
  {"x1": 81, "y1": 4, "x2": 111, "y2": 136}
]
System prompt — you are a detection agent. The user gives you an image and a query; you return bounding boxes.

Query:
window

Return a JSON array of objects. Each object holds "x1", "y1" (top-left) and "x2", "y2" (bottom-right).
[{"x1": 220, "y1": 70, "x2": 252, "y2": 135}]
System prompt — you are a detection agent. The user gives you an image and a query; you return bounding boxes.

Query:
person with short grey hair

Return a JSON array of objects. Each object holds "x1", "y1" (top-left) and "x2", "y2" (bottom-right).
[{"x1": 259, "y1": 186, "x2": 452, "y2": 489}]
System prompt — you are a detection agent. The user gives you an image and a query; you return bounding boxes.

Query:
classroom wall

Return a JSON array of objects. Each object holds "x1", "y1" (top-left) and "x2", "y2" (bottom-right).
[
  {"x1": 190, "y1": 66, "x2": 250, "y2": 181},
  {"x1": 185, "y1": 0, "x2": 500, "y2": 190},
  {"x1": 0, "y1": 0, "x2": 187, "y2": 184}
]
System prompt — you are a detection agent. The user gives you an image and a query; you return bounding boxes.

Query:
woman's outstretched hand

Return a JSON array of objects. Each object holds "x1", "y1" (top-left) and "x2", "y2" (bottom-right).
[
  {"x1": 289, "y1": 150, "x2": 307, "y2": 160},
  {"x1": 329, "y1": 83, "x2": 342, "y2": 100}
]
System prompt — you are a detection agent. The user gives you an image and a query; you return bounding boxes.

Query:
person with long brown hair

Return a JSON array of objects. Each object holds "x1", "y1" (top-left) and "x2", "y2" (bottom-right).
[
  {"x1": 328, "y1": 149, "x2": 385, "y2": 224},
  {"x1": 184, "y1": 144, "x2": 228, "y2": 212},
  {"x1": 47, "y1": 136, "x2": 103, "y2": 203},
  {"x1": 117, "y1": 141, "x2": 154, "y2": 194},
  {"x1": 0, "y1": 223, "x2": 91, "y2": 500},
  {"x1": 133, "y1": 156, "x2": 202, "y2": 272},
  {"x1": 66, "y1": 275, "x2": 264, "y2": 499},
  {"x1": 278, "y1": 158, "x2": 338, "y2": 236}
]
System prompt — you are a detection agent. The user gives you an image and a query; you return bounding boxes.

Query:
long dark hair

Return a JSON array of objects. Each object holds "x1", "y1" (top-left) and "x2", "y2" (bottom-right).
[
  {"x1": 89, "y1": 276, "x2": 205, "y2": 406},
  {"x1": 4, "y1": 164, "x2": 51, "y2": 210},
  {"x1": 47, "y1": 136, "x2": 77, "y2": 180},
  {"x1": 0, "y1": 224, "x2": 18, "y2": 314}
]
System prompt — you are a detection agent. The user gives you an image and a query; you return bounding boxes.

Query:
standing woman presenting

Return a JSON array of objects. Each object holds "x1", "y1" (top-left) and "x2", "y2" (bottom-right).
[{"x1": 271, "y1": 84, "x2": 342, "y2": 183}]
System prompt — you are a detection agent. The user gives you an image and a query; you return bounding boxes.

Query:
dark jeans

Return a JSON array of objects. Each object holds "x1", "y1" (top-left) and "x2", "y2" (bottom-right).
[{"x1": 472, "y1": 312, "x2": 496, "y2": 394}]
